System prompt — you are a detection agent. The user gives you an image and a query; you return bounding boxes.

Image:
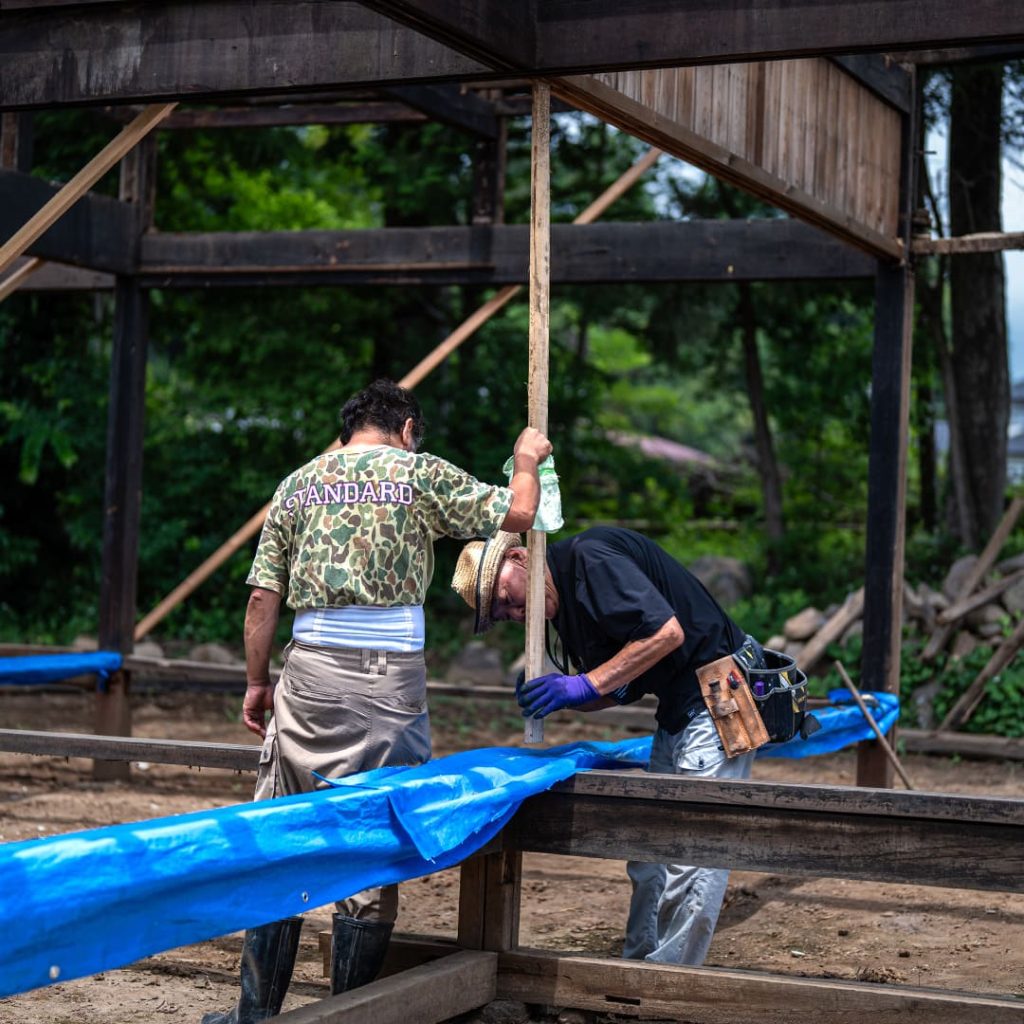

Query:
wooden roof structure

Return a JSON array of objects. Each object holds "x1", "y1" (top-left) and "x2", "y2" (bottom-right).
[{"x1": 3, "y1": 3, "x2": 1024, "y2": 780}]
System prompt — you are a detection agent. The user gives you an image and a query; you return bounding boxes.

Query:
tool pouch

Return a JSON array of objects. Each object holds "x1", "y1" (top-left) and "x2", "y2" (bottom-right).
[
  {"x1": 748, "y1": 648, "x2": 815, "y2": 744},
  {"x1": 696, "y1": 654, "x2": 771, "y2": 757}
]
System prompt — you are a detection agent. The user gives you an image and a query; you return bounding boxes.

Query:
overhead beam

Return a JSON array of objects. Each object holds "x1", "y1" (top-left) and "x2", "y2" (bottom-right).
[
  {"x1": 161, "y1": 103, "x2": 428, "y2": 130},
  {"x1": 378, "y1": 84, "x2": 499, "y2": 138},
  {"x1": 137, "y1": 220, "x2": 874, "y2": 288},
  {"x1": 0, "y1": 2, "x2": 489, "y2": 110},
  {"x1": 364, "y1": 0, "x2": 1022, "y2": 76},
  {"x1": 0, "y1": 169, "x2": 136, "y2": 275},
  {"x1": 7, "y1": 1, "x2": 1015, "y2": 108}
]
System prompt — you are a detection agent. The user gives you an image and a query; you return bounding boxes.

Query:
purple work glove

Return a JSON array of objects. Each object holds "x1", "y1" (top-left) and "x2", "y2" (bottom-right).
[{"x1": 518, "y1": 672, "x2": 600, "y2": 719}]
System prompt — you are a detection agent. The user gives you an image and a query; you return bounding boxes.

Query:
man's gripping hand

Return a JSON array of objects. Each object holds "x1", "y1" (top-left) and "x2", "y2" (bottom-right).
[{"x1": 518, "y1": 672, "x2": 599, "y2": 719}]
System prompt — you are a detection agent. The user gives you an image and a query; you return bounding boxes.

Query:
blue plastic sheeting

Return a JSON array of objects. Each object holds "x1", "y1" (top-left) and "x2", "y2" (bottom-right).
[
  {"x1": 0, "y1": 651, "x2": 122, "y2": 687},
  {"x1": 0, "y1": 737, "x2": 650, "y2": 999},
  {"x1": 757, "y1": 690, "x2": 900, "y2": 759}
]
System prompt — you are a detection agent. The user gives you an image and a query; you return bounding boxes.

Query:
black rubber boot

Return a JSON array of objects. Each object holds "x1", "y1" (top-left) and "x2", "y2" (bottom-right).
[
  {"x1": 330, "y1": 914, "x2": 394, "y2": 995},
  {"x1": 201, "y1": 916, "x2": 303, "y2": 1024}
]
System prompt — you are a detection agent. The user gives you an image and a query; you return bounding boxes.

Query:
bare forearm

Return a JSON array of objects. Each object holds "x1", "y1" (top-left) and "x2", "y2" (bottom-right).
[
  {"x1": 501, "y1": 460, "x2": 541, "y2": 532},
  {"x1": 245, "y1": 587, "x2": 281, "y2": 686},
  {"x1": 586, "y1": 617, "x2": 685, "y2": 696}
]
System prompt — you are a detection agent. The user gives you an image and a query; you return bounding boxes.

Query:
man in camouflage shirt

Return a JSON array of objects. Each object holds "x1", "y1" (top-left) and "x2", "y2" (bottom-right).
[{"x1": 204, "y1": 379, "x2": 551, "y2": 1024}]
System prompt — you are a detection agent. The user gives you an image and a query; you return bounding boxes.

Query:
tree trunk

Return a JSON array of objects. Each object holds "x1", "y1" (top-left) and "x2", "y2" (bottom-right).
[
  {"x1": 948, "y1": 63, "x2": 1008, "y2": 547},
  {"x1": 736, "y1": 282, "x2": 785, "y2": 552}
]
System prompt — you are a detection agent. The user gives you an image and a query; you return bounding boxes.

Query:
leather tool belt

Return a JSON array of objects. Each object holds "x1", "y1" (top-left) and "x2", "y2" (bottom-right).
[{"x1": 697, "y1": 645, "x2": 813, "y2": 757}]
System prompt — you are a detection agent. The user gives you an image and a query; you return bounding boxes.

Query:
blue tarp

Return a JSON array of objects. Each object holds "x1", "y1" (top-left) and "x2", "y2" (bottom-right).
[
  {"x1": 757, "y1": 689, "x2": 901, "y2": 759},
  {"x1": 0, "y1": 737, "x2": 650, "y2": 999},
  {"x1": 0, "y1": 652, "x2": 121, "y2": 687}
]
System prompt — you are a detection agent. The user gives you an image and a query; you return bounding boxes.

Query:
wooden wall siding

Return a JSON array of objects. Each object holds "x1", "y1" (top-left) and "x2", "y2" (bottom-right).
[{"x1": 557, "y1": 59, "x2": 902, "y2": 258}]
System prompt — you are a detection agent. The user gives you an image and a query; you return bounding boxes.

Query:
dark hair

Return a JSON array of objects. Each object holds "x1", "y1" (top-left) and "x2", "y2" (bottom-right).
[{"x1": 339, "y1": 379, "x2": 425, "y2": 447}]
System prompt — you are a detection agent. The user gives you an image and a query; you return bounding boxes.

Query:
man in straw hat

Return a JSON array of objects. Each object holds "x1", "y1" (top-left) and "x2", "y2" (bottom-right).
[
  {"x1": 451, "y1": 525, "x2": 769, "y2": 967},
  {"x1": 205, "y1": 379, "x2": 551, "y2": 1024}
]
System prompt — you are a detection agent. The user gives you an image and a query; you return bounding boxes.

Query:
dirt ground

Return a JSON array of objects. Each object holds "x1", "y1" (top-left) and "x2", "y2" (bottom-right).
[{"x1": 3, "y1": 685, "x2": 1024, "y2": 1024}]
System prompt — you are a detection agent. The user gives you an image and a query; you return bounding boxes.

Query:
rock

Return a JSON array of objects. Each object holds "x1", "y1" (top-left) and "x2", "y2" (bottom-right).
[
  {"x1": 951, "y1": 631, "x2": 980, "y2": 661},
  {"x1": 917, "y1": 582, "x2": 949, "y2": 610},
  {"x1": 976, "y1": 622, "x2": 1005, "y2": 638},
  {"x1": 996, "y1": 552, "x2": 1024, "y2": 575},
  {"x1": 71, "y1": 634, "x2": 98, "y2": 651},
  {"x1": 688, "y1": 556, "x2": 753, "y2": 607},
  {"x1": 1002, "y1": 575, "x2": 1024, "y2": 615},
  {"x1": 555, "y1": 1012, "x2": 592, "y2": 1024},
  {"x1": 132, "y1": 640, "x2": 164, "y2": 660},
  {"x1": 783, "y1": 607, "x2": 824, "y2": 642},
  {"x1": 784, "y1": 640, "x2": 805, "y2": 661},
  {"x1": 942, "y1": 555, "x2": 979, "y2": 600},
  {"x1": 965, "y1": 603, "x2": 1006, "y2": 629},
  {"x1": 447, "y1": 641, "x2": 505, "y2": 686},
  {"x1": 479, "y1": 1000, "x2": 532, "y2": 1024},
  {"x1": 188, "y1": 642, "x2": 241, "y2": 665},
  {"x1": 902, "y1": 582, "x2": 932, "y2": 627},
  {"x1": 841, "y1": 619, "x2": 863, "y2": 645},
  {"x1": 766, "y1": 634, "x2": 786, "y2": 651}
]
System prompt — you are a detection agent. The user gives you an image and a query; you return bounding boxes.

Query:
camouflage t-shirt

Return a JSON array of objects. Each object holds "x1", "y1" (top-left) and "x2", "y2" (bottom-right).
[{"x1": 247, "y1": 446, "x2": 513, "y2": 609}]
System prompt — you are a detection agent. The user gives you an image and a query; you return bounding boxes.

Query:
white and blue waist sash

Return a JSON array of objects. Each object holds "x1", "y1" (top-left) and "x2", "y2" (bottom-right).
[{"x1": 292, "y1": 605, "x2": 425, "y2": 652}]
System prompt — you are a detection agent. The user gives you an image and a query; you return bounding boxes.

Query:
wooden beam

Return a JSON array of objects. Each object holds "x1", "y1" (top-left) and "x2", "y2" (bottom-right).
[
  {"x1": 6, "y1": 259, "x2": 114, "y2": 291},
  {"x1": 137, "y1": 220, "x2": 874, "y2": 288},
  {"x1": 457, "y1": 851, "x2": 522, "y2": 951},
  {"x1": 496, "y1": 950, "x2": 1024, "y2": 1024},
  {"x1": 274, "y1": 950, "x2": 496, "y2": 1024},
  {"x1": 524, "y1": 81, "x2": 551, "y2": 746},
  {"x1": 552, "y1": 73, "x2": 903, "y2": 261},
  {"x1": 0, "y1": 3, "x2": 489, "y2": 110},
  {"x1": 830, "y1": 55, "x2": 913, "y2": 113},
  {"x1": 508, "y1": 774, "x2": 1024, "y2": 892},
  {"x1": 0, "y1": 169, "x2": 137, "y2": 274},
  {"x1": 161, "y1": 103, "x2": 428, "y2": 130},
  {"x1": 0, "y1": 729, "x2": 261, "y2": 771},
  {"x1": 378, "y1": 84, "x2": 499, "y2": 138},
  {"x1": 364, "y1": 0, "x2": 1005, "y2": 76},
  {"x1": 0, "y1": 104, "x2": 172, "y2": 277},
  {"x1": 914, "y1": 231, "x2": 1024, "y2": 255},
  {"x1": 0, "y1": 254, "x2": 42, "y2": 302}
]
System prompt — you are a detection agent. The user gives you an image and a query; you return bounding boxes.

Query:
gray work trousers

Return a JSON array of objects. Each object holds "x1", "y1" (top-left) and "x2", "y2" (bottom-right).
[
  {"x1": 623, "y1": 710, "x2": 754, "y2": 966},
  {"x1": 254, "y1": 640, "x2": 431, "y2": 923}
]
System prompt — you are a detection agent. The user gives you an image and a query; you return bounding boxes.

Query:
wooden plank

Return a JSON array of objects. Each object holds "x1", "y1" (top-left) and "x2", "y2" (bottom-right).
[
  {"x1": 0, "y1": 254, "x2": 41, "y2": 302},
  {"x1": 798, "y1": 587, "x2": 865, "y2": 673},
  {"x1": 162, "y1": 103, "x2": 428, "y2": 130},
  {"x1": 0, "y1": 729, "x2": 260, "y2": 771},
  {"x1": 508, "y1": 788, "x2": 1024, "y2": 891},
  {"x1": 937, "y1": 566, "x2": 1024, "y2": 624},
  {"x1": 553, "y1": 73, "x2": 903, "y2": 260},
  {"x1": 0, "y1": 103, "x2": 173, "y2": 277},
  {"x1": 831, "y1": 55, "x2": 913, "y2": 113},
  {"x1": 496, "y1": 950, "x2": 1024, "y2": 1024},
  {"x1": 273, "y1": 950, "x2": 496, "y2": 1024},
  {"x1": 457, "y1": 850, "x2": 522, "y2": 951},
  {"x1": 378, "y1": 84, "x2": 499, "y2": 139},
  {"x1": 554, "y1": 770, "x2": 1024, "y2": 827},
  {"x1": 901, "y1": 728, "x2": 1024, "y2": 761},
  {"x1": 138, "y1": 220, "x2": 873, "y2": 288},
  {"x1": 10, "y1": 259, "x2": 114, "y2": 291},
  {"x1": 0, "y1": 169, "x2": 137, "y2": 274},
  {"x1": 524, "y1": 81, "x2": 551, "y2": 746},
  {"x1": 915, "y1": 231, "x2": 1024, "y2": 255},
  {"x1": 922, "y1": 497, "x2": 1024, "y2": 660},
  {"x1": 859, "y1": 261, "x2": 914, "y2": 789},
  {"x1": 0, "y1": 3, "x2": 489, "y2": 109}
]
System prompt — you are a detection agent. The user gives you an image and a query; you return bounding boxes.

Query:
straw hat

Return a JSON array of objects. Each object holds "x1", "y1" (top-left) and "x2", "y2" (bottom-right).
[{"x1": 451, "y1": 531, "x2": 523, "y2": 634}]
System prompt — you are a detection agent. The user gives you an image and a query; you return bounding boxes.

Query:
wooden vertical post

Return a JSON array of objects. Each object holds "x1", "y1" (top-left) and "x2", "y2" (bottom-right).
[
  {"x1": 524, "y1": 82, "x2": 551, "y2": 745},
  {"x1": 858, "y1": 69, "x2": 918, "y2": 789},
  {"x1": 471, "y1": 93, "x2": 506, "y2": 226},
  {"x1": 0, "y1": 112, "x2": 32, "y2": 172},
  {"x1": 94, "y1": 138, "x2": 157, "y2": 780},
  {"x1": 457, "y1": 849, "x2": 522, "y2": 952}
]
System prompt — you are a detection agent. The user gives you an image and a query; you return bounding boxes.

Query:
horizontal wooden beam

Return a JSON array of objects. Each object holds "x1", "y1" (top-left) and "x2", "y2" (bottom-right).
[
  {"x1": 275, "y1": 950, "x2": 496, "y2": 1024},
  {"x1": 0, "y1": 728, "x2": 260, "y2": 771},
  {"x1": 4, "y1": 258, "x2": 114, "y2": 290},
  {"x1": 365, "y1": 0, "x2": 1021, "y2": 77},
  {"x1": 508, "y1": 771, "x2": 1024, "y2": 892},
  {"x1": 138, "y1": 220, "x2": 873, "y2": 287},
  {"x1": 496, "y1": 950, "x2": 1024, "y2": 1024},
  {"x1": 0, "y1": 168, "x2": 136, "y2": 274},
  {"x1": 0, "y1": 2, "x2": 490, "y2": 110},
  {"x1": 914, "y1": 231, "x2": 1024, "y2": 255},
  {"x1": 162, "y1": 103, "x2": 428, "y2": 130},
  {"x1": 4, "y1": 1, "x2": 1004, "y2": 108},
  {"x1": 377, "y1": 84, "x2": 499, "y2": 138}
]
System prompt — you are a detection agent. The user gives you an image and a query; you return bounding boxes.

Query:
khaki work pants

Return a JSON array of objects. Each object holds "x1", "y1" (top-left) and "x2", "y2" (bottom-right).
[{"x1": 254, "y1": 640, "x2": 431, "y2": 922}]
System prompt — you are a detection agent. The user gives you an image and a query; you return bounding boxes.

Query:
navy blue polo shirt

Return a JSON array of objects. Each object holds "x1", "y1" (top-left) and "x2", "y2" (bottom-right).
[{"x1": 546, "y1": 527, "x2": 745, "y2": 733}]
